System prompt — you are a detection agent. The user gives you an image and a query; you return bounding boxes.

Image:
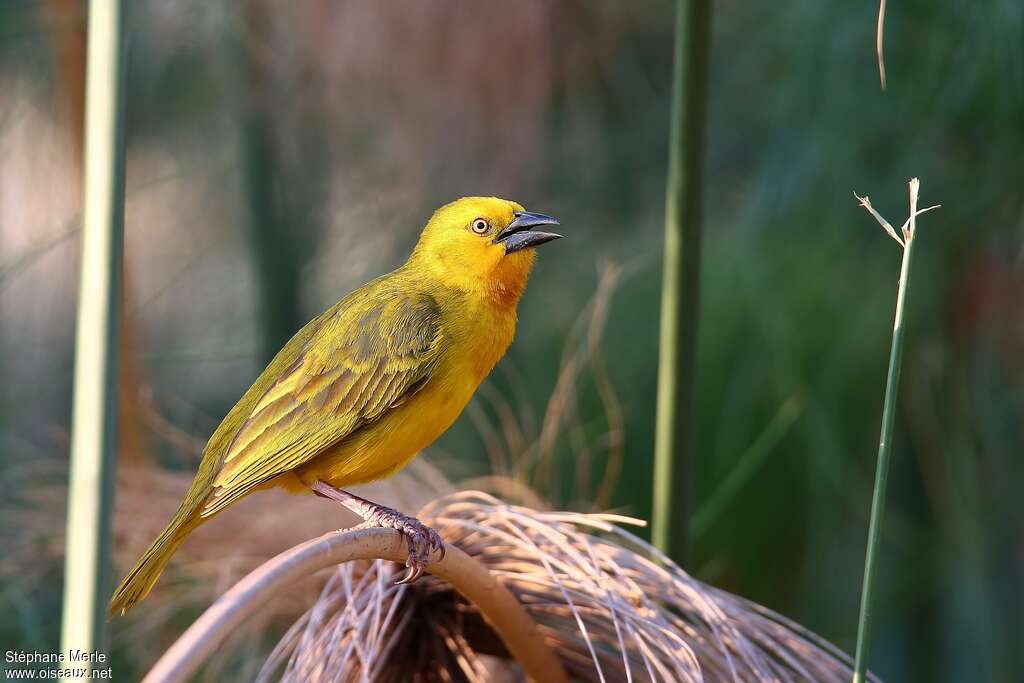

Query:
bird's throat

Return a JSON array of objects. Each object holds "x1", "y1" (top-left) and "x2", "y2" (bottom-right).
[{"x1": 488, "y1": 250, "x2": 535, "y2": 309}]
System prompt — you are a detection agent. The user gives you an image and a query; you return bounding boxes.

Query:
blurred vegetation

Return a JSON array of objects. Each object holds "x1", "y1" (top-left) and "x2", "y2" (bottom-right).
[{"x1": 1, "y1": 1, "x2": 1021, "y2": 681}]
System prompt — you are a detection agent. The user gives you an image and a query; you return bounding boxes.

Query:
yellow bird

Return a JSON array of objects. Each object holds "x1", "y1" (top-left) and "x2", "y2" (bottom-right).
[{"x1": 109, "y1": 197, "x2": 561, "y2": 615}]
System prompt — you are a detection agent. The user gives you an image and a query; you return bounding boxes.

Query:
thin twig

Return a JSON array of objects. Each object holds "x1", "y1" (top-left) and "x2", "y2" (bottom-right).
[{"x1": 876, "y1": 0, "x2": 887, "y2": 90}]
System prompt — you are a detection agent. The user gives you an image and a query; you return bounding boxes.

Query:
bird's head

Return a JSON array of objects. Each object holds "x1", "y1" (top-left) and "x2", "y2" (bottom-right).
[{"x1": 409, "y1": 196, "x2": 561, "y2": 306}]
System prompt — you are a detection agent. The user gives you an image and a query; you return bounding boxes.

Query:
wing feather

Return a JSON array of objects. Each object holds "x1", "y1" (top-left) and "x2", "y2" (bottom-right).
[{"x1": 203, "y1": 289, "x2": 442, "y2": 515}]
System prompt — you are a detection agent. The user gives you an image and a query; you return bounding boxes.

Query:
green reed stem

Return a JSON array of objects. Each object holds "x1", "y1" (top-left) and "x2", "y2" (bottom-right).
[
  {"x1": 60, "y1": 0, "x2": 125, "y2": 669},
  {"x1": 652, "y1": 0, "x2": 712, "y2": 562},
  {"x1": 852, "y1": 179, "x2": 928, "y2": 683}
]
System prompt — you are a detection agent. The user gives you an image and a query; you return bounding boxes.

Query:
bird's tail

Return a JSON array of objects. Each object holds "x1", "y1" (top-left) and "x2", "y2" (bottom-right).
[{"x1": 108, "y1": 494, "x2": 206, "y2": 616}]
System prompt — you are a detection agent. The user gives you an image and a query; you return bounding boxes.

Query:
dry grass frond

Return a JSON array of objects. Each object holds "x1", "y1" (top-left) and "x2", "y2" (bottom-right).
[
  {"x1": 0, "y1": 445, "x2": 451, "y2": 674},
  {"x1": 260, "y1": 491, "x2": 879, "y2": 683}
]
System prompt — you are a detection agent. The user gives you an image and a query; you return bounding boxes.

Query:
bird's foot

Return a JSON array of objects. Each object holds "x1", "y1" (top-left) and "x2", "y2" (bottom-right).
[
  {"x1": 311, "y1": 480, "x2": 444, "y2": 584},
  {"x1": 356, "y1": 506, "x2": 445, "y2": 584}
]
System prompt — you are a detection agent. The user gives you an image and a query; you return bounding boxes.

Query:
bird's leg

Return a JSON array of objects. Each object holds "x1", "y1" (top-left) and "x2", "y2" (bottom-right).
[{"x1": 310, "y1": 480, "x2": 445, "y2": 584}]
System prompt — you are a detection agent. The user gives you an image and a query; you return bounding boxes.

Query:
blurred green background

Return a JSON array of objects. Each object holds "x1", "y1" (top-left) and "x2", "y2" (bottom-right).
[{"x1": 1, "y1": 1, "x2": 1021, "y2": 681}]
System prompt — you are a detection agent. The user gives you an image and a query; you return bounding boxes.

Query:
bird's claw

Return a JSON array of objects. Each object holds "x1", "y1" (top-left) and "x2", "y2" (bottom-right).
[{"x1": 357, "y1": 505, "x2": 445, "y2": 585}]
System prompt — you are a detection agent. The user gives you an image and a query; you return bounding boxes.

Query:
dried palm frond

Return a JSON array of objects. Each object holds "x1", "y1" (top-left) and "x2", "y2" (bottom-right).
[
  {"x1": 259, "y1": 491, "x2": 878, "y2": 683},
  {"x1": 0, "y1": 449, "x2": 450, "y2": 680}
]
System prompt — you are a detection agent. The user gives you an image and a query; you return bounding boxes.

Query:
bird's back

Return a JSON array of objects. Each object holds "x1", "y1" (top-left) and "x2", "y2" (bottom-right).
[
  {"x1": 106, "y1": 287, "x2": 351, "y2": 614},
  {"x1": 200, "y1": 269, "x2": 445, "y2": 511},
  {"x1": 108, "y1": 268, "x2": 449, "y2": 612}
]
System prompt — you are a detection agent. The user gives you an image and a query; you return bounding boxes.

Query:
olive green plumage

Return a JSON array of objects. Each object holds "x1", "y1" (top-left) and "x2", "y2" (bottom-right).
[
  {"x1": 109, "y1": 196, "x2": 560, "y2": 615},
  {"x1": 109, "y1": 273, "x2": 444, "y2": 614}
]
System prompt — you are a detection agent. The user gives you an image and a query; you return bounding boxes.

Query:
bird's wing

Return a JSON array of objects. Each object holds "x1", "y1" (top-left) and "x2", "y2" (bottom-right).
[{"x1": 202, "y1": 288, "x2": 443, "y2": 515}]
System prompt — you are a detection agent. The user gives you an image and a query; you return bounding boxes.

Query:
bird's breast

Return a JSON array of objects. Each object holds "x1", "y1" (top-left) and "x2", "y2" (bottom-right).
[{"x1": 293, "y1": 300, "x2": 517, "y2": 489}]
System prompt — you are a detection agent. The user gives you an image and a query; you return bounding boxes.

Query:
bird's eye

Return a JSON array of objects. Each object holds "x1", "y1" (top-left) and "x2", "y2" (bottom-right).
[{"x1": 471, "y1": 218, "x2": 490, "y2": 235}]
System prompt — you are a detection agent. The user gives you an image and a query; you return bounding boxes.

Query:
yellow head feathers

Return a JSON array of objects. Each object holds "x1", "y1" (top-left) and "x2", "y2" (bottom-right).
[{"x1": 408, "y1": 196, "x2": 561, "y2": 305}]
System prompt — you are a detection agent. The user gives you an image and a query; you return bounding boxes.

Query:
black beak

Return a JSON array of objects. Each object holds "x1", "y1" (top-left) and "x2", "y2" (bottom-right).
[{"x1": 496, "y1": 210, "x2": 562, "y2": 253}]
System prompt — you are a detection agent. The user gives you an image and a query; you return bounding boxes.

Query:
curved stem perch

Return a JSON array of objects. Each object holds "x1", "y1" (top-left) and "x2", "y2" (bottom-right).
[{"x1": 142, "y1": 528, "x2": 569, "y2": 683}]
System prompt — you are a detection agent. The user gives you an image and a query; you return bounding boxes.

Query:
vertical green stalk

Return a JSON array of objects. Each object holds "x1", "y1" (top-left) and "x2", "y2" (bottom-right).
[
  {"x1": 652, "y1": 0, "x2": 712, "y2": 560},
  {"x1": 852, "y1": 180, "x2": 926, "y2": 682},
  {"x1": 60, "y1": 0, "x2": 125, "y2": 671}
]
